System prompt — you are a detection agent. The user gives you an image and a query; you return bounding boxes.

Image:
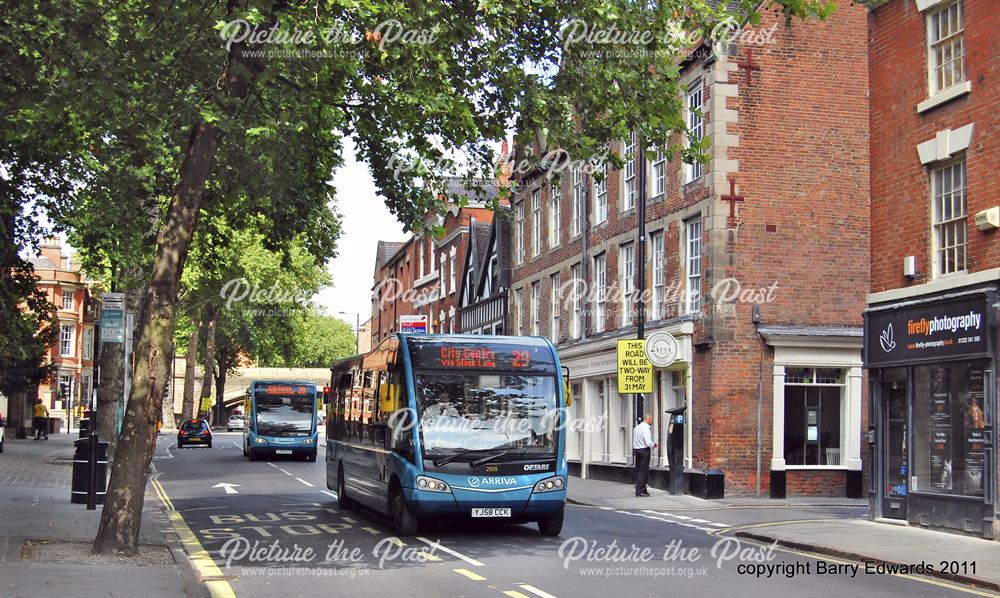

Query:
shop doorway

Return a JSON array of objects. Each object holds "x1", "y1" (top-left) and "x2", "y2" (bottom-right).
[{"x1": 881, "y1": 381, "x2": 908, "y2": 519}]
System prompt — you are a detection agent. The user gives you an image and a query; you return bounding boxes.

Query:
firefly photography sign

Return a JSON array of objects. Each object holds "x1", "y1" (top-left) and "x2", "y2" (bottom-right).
[{"x1": 865, "y1": 294, "x2": 991, "y2": 367}]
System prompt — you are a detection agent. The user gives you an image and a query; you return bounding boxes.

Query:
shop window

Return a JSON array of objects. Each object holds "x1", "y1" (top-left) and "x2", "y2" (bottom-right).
[
  {"x1": 784, "y1": 367, "x2": 845, "y2": 466},
  {"x1": 913, "y1": 361, "x2": 986, "y2": 497}
]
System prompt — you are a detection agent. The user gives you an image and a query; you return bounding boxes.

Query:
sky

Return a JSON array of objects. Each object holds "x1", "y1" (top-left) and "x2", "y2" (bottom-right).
[{"x1": 314, "y1": 138, "x2": 407, "y2": 328}]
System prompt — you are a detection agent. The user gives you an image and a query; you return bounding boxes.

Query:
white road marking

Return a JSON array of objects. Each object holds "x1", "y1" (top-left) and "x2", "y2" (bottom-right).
[
  {"x1": 267, "y1": 462, "x2": 278, "y2": 468},
  {"x1": 638, "y1": 510, "x2": 730, "y2": 529},
  {"x1": 417, "y1": 537, "x2": 485, "y2": 567},
  {"x1": 278, "y1": 468, "x2": 293, "y2": 476},
  {"x1": 321, "y1": 490, "x2": 338, "y2": 499},
  {"x1": 621, "y1": 510, "x2": 713, "y2": 532},
  {"x1": 213, "y1": 482, "x2": 240, "y2": 495},
  {"x1": 296, "y1": 477, "x2": 315, "y2": 487},
  {"x1": 709, "y1": 522, "x2": 730, "y2": 528},
  {"x1": 517, "y1": 584, "x2": 559, "y2": 598}
]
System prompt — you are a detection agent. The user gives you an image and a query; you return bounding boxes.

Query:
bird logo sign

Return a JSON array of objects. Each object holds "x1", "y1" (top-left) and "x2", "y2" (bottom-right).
[{"x1": 880, "y1": 323, "x2": 896, "y2": 353}]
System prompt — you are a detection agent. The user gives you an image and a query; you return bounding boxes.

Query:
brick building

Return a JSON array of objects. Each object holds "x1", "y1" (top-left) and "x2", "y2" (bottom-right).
[
  {"x1": 509, "y1": 2, "x2": 870, "y2": 496},
  {"x1": 865, "y1": 0, "x2": 1000, "y2": 538},
  {"x1": 458, "y1": 216, "x2": 511, "y2": 335},
  {"x1": 371, "y1": 178, "x2": 497, "y2": 344},
  {"x1": 26, "y1": 238, "x2": 99, "y2": 433}
]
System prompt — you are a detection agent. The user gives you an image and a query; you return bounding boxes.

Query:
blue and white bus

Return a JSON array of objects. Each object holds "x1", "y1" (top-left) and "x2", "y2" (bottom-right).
[
  {"x1": 326, "y1": 334, "x2": 571, "y2": 536},
  {"x1": 243, "y1": 380, "x2": 319, "y2": 462}
]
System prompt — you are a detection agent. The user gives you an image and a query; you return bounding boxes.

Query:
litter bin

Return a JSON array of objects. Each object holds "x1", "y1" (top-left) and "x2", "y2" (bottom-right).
[
  {"x1": 71, "y1": 438, "x2": 109, "y2": 505},
  {"x1": 705, "y1": 469, "x2": 725, "y2": 499},
  {"x1": 78, "y1": 418, "x2": 92, "y2": 438}
]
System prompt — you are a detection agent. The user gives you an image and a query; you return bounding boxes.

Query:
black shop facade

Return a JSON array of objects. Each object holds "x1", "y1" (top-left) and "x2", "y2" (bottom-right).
[{"x1": 864, "y1": 285, "x2": 997, "y2": 539}]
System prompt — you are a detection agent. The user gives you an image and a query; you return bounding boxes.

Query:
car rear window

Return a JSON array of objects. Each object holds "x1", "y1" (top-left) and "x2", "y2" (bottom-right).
[{"x1": 182, "y1": 421, "x2": 206, "y2": 432}]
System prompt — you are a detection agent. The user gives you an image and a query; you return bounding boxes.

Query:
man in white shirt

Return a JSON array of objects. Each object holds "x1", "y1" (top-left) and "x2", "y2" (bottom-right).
[{"x1": 632, "y1": 413, "x2": 657, "y2": 497}]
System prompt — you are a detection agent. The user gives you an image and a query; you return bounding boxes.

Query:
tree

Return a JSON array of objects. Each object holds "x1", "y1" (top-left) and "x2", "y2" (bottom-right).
[
  {"x1": 5, "y1": 0, "x2": 835, "y2": 556},
  {"x1": 272, "y1": 310, "x2": 357, "y2": 368}
]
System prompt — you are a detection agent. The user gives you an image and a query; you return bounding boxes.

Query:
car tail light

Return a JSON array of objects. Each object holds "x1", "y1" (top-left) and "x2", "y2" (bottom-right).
[{"x1": 179, "y1": 430, "x2": 187, "y2": 436}]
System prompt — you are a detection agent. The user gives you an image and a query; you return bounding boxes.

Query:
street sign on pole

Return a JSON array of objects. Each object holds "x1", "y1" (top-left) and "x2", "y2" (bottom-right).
[
  {"x1": 644, "y1": 331, "x2": 679, "y2": 368},
  {"x1": 100, "y1": 293, "x2": 125, "y2": 343}
]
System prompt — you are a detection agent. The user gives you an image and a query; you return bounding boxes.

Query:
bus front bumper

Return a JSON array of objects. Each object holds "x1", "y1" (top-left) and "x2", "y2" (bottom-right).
[
  {"x1": 403, "y1": 486, "x2": 566, "y2": 522},
  {"x1": 249, "y1": 438, "x2": 317, "y2": 456}
]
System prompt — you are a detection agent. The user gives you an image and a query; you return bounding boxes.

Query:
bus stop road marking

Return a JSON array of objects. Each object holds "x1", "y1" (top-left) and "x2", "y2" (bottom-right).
[
  {"x1": 168, "y1": 511, "x2": 237, "y2": 598},
  {"x1": 417, "y1": 537, "x2": 485, "y2": 567},
  {"x1": 362, "y1": 527, "x2": 382, "y2": 535},
  {"x1": 295, "y1": 477, "x2": 315, "y2": 487},
  {"x1": 517, "y1": 584, "x2": 559, "y2": 598},
  {"x1": 341, "y1": 517, "x2": 357, "y2": 523},
  {"x1": 454, "y1": 568, "x2": 486, "y2": 581}
]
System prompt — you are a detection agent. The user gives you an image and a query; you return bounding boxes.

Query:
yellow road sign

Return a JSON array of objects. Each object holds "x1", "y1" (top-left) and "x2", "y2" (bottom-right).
[{"x1": 617, "y1": 339, "x2": 653, "y2": 394}]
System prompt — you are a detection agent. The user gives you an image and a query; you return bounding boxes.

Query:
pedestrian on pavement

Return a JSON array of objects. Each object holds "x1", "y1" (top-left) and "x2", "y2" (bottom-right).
[
  {"x1": 32, "y1": 398, "x2": 49, "y2": 440},
  {"x1": 632, "y1": 413, "x2": 657, "y2": 497}
]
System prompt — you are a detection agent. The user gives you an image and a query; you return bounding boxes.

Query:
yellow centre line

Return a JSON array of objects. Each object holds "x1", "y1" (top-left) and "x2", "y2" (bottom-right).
[{"x1": 453, "y1": 568, "x2": 487, "y2": 581}]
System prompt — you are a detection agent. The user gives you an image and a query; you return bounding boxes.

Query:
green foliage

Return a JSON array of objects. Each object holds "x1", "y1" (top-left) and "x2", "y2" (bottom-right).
[{"x1": 269, "y1": 310, "x2": 358, "y2": 368}]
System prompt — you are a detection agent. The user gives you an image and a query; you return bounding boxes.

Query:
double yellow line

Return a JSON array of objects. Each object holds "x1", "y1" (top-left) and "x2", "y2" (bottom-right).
[{"x1": 150, "y1": 473, "x2": 236, "y2": 598}]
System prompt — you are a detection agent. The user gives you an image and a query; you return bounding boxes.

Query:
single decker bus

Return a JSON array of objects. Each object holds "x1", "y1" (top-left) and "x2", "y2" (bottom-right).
[
  {"x1": 243, "y1": 380, "x2": 319, "y2": 462},
  {"x1": 326, "y1": 334, "x2": 571, "y2": 536}
]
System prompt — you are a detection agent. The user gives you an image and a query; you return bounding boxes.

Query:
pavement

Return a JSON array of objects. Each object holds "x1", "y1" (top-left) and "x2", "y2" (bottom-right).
[
  {"x1": 568, "y1": 475, "x2": 1000, "y2": 593},
  {"x1": 0, "y1": 431, "x2": 194, "y2": 598}
]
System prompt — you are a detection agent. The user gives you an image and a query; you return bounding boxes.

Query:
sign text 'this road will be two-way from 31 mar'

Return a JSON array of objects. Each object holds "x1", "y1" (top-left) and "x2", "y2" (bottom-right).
[{"x1": 617, "y1": 339, "x2": 653, "y2": 394}]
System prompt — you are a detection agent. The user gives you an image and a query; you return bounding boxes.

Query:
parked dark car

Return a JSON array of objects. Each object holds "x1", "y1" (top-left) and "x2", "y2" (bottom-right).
[{"x1": 177, "y1": 419, "x2": 212, "y2": 448}]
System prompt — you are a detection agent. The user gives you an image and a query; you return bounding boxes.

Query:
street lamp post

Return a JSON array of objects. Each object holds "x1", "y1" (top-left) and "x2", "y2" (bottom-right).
[{"x1": 337, "y1": 311, "x2": 361, "y2": 355}]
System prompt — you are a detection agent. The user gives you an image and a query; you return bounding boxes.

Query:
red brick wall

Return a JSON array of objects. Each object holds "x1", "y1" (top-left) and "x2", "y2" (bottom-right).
[
  {"x1": 695, "y1": 2, "x2": 871, "y2": 492},
  {"x1": 787, "y1": 470, "x2": 848, "y2": 497},
  {"x1": 869, "y1": 0, "x2": 1000, "y2": 293}
]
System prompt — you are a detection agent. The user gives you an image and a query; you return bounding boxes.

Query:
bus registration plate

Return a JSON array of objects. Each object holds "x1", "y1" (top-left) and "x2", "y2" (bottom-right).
[
  {"x1": 472, "y1": 508, "x2": 510, "y2": 518},
  {"x1": 275, "y1": 449, "x2": 292, "y2": 455}
]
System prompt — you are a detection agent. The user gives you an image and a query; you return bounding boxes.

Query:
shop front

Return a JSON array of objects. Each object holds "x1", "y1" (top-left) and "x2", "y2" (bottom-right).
[{"x1": 865, "y1": 288, "x2": 997, "y2": 538}]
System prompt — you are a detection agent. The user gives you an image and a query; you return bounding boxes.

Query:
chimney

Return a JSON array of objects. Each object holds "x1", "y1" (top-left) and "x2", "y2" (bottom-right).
[{"x1": 40, "y1": 237, "x2": 64, "y2": 269}]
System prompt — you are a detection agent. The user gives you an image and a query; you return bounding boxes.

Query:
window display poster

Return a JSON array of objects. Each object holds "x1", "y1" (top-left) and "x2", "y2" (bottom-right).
[
  {"x1": 929, "y1": 429, "x2": 952, "y2": 491},
  {"x1": 965, "y1": 430, "x2": 985, "y2": 494}
]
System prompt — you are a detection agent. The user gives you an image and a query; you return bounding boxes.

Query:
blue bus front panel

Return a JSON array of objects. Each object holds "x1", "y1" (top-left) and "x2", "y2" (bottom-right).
[{"x1": 247, "y1": 431, "x2": 318, "y2": 458}]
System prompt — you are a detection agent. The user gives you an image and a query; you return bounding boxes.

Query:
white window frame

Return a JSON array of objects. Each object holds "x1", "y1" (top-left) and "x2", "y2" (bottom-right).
[
  {"x1": 623, "y1": 131, "x2": 637, "y2": 211},
  {"x1": 532, "y1": 188, "x2": 542, "y2": 256},
  {"x1": 620, "y1": 243, "x2": 635, "y2": 326},
  {"x1": 449, "y1": 252, "x2": 457, "y2": 294},
  {"x1": 430, "y1": 240, "x2": 436, "y2": 272},
  {"x1": 439, "y1": 251, "x2": 446, "y2": 289},
  {"x1": 62, "y1": 287, "x2": 74, "y2": 310},
  {"x1": 651, "y1": 231, "x2": 665, "y2": 320},
  {"x1": 418, "y1": 240, "x2": 425, "y2": 278},
  {"x1": 549, "y1": 273, "x2": 561, "y2": 344},
  {"x1": 782, "y1": 367, "x2": 849, "y2": 468},
  {"x1": 514, "y1": 201, "x2": 525, "y2": 265},
  {"x1": 931, "y1": 158, "x2": 968, "y2": 277},
  {"x1": 571, "y1": 263, "x2": 583, "y2": 340},
  {"x1": 60, "y1": 324, "x2": 74, "y2": 357},
  {"x1": 652, "y1": 145, "x2": 667, "y2": 197},
  {"x1": 593, "y1": 253, "x2": 607, "y2": 333},
  {"x1": 593, "y1": 164, "x2": 608, "y2": 225},
  {"x1": 684, "y1": 81, "x2": 704, "y2": 184},
  {"x1": 549, "y1": 183, "x2": 561, "y2": 248},
  {"x1": 82, "y1": 329, "x2": 93, "y2": 360},
  {"x1": 926, "y1": 1, "x2": 965, "y2": 96},
  {"x1": 513, "y1": 288, "x2": 523, "y2": 336},
  {"x1": 571, "y1": 168, "x2": 584, "y2": 237},
  {"x1": 684, "y1": 217, "x2": 702, "y2": 314},
  {"x1": 530, "y1": 281, "x2": 540, "y2": 336}
]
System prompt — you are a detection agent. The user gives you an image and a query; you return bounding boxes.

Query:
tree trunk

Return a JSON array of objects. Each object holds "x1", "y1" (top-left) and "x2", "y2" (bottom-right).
[
  {"x1": 96, "y1": 339, "x2": 124, "y2": 459},
  {"x1": 92, "y1": 121, "x2": 223, "y2": 556},
  {"x1": 180, "y1": 310, "x2": 201, "y2": 421},
  {"x1": 198, "y1": 305, "x2": 217, "y2": 422},
  {"x1": 215, "y1": 343, "x2": 230, "y2": 425},
  {"x1": 159, "y1": 341, "x2": 176, "y2": 431}
]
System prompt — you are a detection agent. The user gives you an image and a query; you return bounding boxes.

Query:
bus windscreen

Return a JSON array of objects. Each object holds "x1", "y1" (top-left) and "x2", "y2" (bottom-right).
[
  {"x1": 255, "y1": 394, "x2": 314, "y2": 437},
  {"x1": 407, "y1": 338, "x2": 556, "y2": 372}
]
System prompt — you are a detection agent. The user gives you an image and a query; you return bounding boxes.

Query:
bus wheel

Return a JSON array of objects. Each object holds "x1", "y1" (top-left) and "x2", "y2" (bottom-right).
[
  {"x1": 537, "y1": 507, "x2": 565, "y2": 537},
  {"x1": 337, "y1": 468, "x2": 354, "y2": 510},
  {"x1": 248, "y1": 447, "x2": 259, "y2": 462},
  {"x1": 391, "y1": 486, "x2": 418, "y2": 536}
]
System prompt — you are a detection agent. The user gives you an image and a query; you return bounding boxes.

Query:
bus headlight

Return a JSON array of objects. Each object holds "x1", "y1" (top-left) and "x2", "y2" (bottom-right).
[
  {"x1": 416, "y1": 475, "x2": 451, "y2": 494},
  {"x1": 302, "y1": 438, "x2": 315, "y2": 444},
  {"x1": 254, "y1": 437, "x2": 267, "y2": 444},
  {"x1": 533, "y1": 476, "x2": 565, "y2": 493}
]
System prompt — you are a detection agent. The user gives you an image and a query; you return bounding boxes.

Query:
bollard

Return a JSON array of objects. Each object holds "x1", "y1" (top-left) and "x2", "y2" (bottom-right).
[{"x1": 71, "y1": 438, "x2": 109, "y2": 505}]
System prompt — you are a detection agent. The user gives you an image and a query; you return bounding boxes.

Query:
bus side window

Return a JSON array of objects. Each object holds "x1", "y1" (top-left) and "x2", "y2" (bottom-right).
[{"x1": 388, "y1": 367, "x2": 414, "y2": 460}]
